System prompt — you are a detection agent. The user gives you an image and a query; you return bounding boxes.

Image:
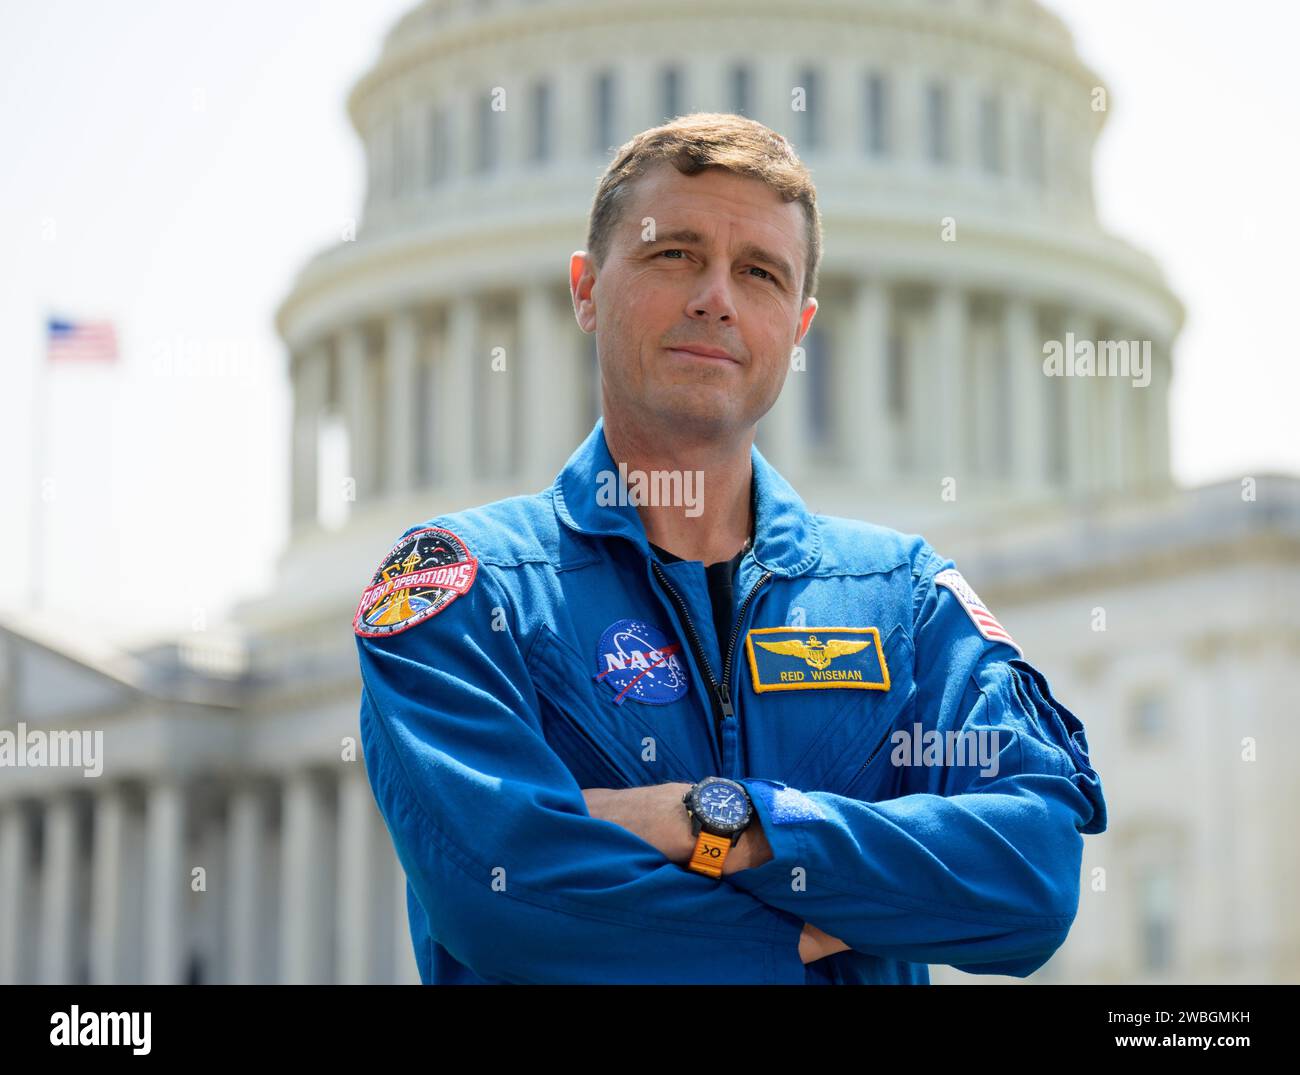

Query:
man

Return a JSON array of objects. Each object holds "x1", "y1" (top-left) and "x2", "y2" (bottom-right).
[{"x1": 353, "y1": 113, "x2": 1107, "y2": 985}]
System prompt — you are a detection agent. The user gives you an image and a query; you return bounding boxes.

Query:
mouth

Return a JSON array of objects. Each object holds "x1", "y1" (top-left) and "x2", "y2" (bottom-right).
[{"x1": 665, "y1": 344, "x2": 739, "y2": 364}]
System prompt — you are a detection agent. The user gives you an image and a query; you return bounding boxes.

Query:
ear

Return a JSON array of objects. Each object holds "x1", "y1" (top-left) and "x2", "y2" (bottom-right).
[
  {"x1": 794, "y1": 296, "x2": 818, "y2": 345},
  {"x1": 571, "y1": 250, "x2": 598, "y2": 333}
]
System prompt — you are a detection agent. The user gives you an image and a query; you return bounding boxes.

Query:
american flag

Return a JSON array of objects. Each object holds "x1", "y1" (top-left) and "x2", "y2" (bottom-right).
[
  {"x1": 45, "y1": 316, "x2": 119, "y2": 363},
  {"x1": 934, "y1": 568, "x2": 1024, "y2": 657}
]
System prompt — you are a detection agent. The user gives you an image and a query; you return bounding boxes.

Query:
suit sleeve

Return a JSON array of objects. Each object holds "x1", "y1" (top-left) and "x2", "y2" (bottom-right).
[
  {"x1": 726, "y1": 545, "x2": 1107, "y2": 976},
  {"x1": 356, "y1": 538, "x2": 807, "y2": 984}
]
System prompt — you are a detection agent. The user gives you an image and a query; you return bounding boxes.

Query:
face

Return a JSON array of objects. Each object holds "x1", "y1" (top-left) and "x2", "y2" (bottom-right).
[{"x1": 571, "y1": 161, "x2": 818, "y2": 443}]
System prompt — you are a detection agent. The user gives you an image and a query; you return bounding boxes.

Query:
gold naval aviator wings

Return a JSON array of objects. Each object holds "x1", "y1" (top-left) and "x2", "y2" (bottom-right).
[{"x1": 744, "y1": 626, "x2": 891, "y2": 693}]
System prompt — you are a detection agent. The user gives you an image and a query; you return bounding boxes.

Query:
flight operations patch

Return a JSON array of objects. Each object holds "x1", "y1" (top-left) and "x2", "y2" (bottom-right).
[
  {"x1": 745, "y1": 626, "x2": 890, "y2": 693},
  {"x1": 933, "y1": 568, "x2": 1023, "y2": 657},
  {"x1": 353, "y1": 527, "x2": 478, "y2": 638}
]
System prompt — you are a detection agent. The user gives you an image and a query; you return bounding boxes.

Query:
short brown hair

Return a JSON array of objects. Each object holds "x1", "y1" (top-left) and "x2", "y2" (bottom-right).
[{"x1": 586, "y1": 112, "x2": 822, "y2": 305}]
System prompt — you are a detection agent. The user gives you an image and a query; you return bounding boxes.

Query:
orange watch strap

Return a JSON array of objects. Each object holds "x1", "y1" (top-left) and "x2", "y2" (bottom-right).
[{"x1": 687, "y1": 829, "x2": 732, "y2": 878}]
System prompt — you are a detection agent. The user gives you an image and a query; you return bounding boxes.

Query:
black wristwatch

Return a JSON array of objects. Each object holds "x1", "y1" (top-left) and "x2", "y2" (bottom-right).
[{"x1": 682, "y1": 776, "x2": 754, "y2": 877}]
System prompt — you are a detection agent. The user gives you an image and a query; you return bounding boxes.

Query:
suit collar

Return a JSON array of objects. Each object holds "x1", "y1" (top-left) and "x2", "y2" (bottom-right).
[{"x1": 552, "y1": 416, "x2": 820, "y2": 577}]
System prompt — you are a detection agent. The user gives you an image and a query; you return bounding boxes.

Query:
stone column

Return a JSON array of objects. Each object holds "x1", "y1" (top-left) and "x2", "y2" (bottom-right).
[
  {"x1": 38, "y1": 793, "x2": 77, "y2": 984},
  {"x1": 279, "y1": 770, "x2": 333, "y2": 984},
  {"x1": 385, "y1": 310, "x2": 419, "y2": 498},
  {"x1": 90, "y1": 784, "x2": 128, "y2": 984},
  {"x1": 1006, "y1": 295, "x2": 1047, "y2": 491},
  {"x1": 227, "y1": 782, "x2": 266, "y2": 984},
  {"x1": 896, "y1": 65, "x2": 925, "y2": 169},
  {"x1": 143, "y1": 780, "x2": 186, "y2": 984},
  {"x1": 557, "y1": 300, "x2": 588, "y2": 467},
  {"x1": 407, "y1": 96, "x2": 428, "y2": 193},
  {"x1": 898, "y1": 311, "x2": 928, "y2": 474},
  {"x1": 1001, "y1": 88, "x2": 1020, "y2": 184},
  {"x1": 700, "y1": 59, "x2": 732, "y2": 115},
  {"x1": 950, "y1": 76, "x2": 973, "y2": 173},
  {"x1": 414, "y1": 323, "x2": 438, "y2": 487},
  {"x1": 0, "y1": 803, "x2": 31, "y2": 983},
  {"x1": 619, "y1": 53, "x2": 657, "y2": 134},
  {"x1": 335, "y1": 768, "x2": 377, "y2": 984},
  {"x1": 1229, "y1": 658, "x2": 1276, "y2": 978},
  {"x1": 1089, "y1": 322, "x2": 1120, "y2": 498},
  {"x1": 519, "y1": 283, "x2": 571, "y2": 488},
  {"x1": 289, "y1": 349, "x2": 309, "y2": 524},
  {"x1": 553, "y1": 64, "x2": 588, "y2": 165},
  {"x1": 967, "y1": 323, "x2": 996, "y2": 475},
  {"x1": 846, "y1": 276, "x2": 890, "y2": 483},
  {"x1": 1108, "y1": 330, "x2": 1136, "y2": 494},
  {"x1": 339, "y1": 326, "x2": 374, "y2": 504},
  {"x1": 1147, "y1": 339, "x2": 1173, "y2": 489},
  {"x1": 448, "y1": 85, "x2": 470, "y2": 188},
  {"x1": 1063, "y1": 312, "x2": 1096, "y2": 496},
  {"x1": 477, "y1": 300, "x2": 515, "y2": 480},
  {"x1": 822, "y1": 57, "x2": 856, "y2": 165},
  {"x1": 441, "y1": 298, "x2": 479, "y2": 484},
  {"x1": 387, "y1": 107, "x2": 404, "y2": 200},
  {"x1": 291, "y1": 342, "x2": 328, "y2": 526},
  {"x1": 756, "y1": 55, "x2": 796, "y2": 141},
  {"x1": 931, "y1": 283, "x2": 966, "y2": 480}
]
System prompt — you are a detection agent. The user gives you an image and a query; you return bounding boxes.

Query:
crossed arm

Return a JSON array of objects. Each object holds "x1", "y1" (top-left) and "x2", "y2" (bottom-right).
[{"x1": 582, "y1": 782, "x2": 850, "y2": 965}]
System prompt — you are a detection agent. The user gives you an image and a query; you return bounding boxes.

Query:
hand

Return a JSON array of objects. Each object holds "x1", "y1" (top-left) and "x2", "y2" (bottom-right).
[
  {"x1": 582, "y1": 783, "x2": 775, "y2": 874},
  {"x1": 582, "y1": 786, "x2": 846, "y2": 965},
  {"x1": 723, "y1": 815, "x2": 773, "y2": 875},
  {"x1": 582, "y1": 784, "x2": 697, "y2": 865},
  {"x1": 799, "y1": 922, "x2": 851, "y2": 964}
]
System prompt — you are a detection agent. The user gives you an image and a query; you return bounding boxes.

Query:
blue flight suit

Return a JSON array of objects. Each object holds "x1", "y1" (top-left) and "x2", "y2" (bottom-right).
[{"x1": 353, "y1": 416, "x2": 1107, "y2": 984}]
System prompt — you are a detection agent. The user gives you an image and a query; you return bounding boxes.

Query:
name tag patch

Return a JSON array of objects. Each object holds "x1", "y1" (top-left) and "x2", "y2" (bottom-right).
[{"x1": 744, "y1": 626, "x2": 890, "y2": 693}]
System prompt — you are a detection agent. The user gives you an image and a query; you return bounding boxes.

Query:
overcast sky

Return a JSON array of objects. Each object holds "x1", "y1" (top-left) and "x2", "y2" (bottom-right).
[{"x1": 1, "y1": 0, "x2": 1295, "y2": 648}]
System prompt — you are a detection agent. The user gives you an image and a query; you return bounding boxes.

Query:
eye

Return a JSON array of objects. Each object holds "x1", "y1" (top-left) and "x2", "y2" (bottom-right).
[
  {"x1": 658, "y1": 248, "x2": 686, "y2": 259},
  {"x1": 747, "y1": 266, "x2": 776, "y2": 282}
]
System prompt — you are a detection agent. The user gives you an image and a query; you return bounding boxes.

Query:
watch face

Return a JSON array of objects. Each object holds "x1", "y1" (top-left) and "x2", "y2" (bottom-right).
[{"x1": 697, "y1": 779, "x2": 751, "y2": 833}]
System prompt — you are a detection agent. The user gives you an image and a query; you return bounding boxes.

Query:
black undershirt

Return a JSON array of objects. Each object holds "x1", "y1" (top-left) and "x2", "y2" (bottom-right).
[{"x1": 648, "y1": 540, "x2": 748, "y2": 662}]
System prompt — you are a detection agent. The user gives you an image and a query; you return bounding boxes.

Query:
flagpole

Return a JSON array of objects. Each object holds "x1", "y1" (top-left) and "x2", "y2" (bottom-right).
[{"x1": 30, "y1": 312, "x2": 49, "y2": 611}]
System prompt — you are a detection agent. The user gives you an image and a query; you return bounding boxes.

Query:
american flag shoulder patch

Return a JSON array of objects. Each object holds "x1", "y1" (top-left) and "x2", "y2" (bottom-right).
[{"x1": 933, "y1": 568, "x2": 1023, "y2": 658}]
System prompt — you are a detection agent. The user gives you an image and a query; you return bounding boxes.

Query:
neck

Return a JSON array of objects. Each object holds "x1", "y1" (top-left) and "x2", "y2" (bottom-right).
[{"x1": 603, "y1": 414, "x2": 754, "y2": 565}]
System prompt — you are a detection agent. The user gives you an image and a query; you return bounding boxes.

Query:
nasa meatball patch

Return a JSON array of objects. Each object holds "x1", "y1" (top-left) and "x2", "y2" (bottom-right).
[
  {"x1": 353, "y1": 527, "x2": 478, "y2": 638},
  {"x1": 933, "y1": 568, "x2": 1023, "y2": 657},
  {"x1": 593, "y1": 618, "x2": 690, "y2": 706}
]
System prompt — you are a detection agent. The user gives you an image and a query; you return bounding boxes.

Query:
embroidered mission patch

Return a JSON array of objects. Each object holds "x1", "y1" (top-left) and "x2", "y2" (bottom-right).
[
  {"x1": 745, "y1": 626, "x2": 890, "y2": 693},
  {"x1": 933, "y1": 568, "x2": 1023, "y2": 657},
  {"x1": 353, "y1": 527, "x2": 478, "y2": 638}
]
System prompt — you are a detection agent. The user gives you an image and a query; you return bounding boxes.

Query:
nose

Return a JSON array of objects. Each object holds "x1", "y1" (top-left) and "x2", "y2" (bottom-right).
[{"x1": 686, "y1": 266, "x2": 738, "y2": 323}]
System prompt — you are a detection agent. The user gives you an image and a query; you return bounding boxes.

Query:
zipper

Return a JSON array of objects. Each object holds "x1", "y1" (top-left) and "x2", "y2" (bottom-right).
[
  {"x1": 722, "y1": 569, "x2": 773, "y2": 717},
  {"x1": 650, "y1": 559, "x2": 772, "y2": 750},
  {"x1": 856, "y1": 723, "x2": 893, "y2": 777}
]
